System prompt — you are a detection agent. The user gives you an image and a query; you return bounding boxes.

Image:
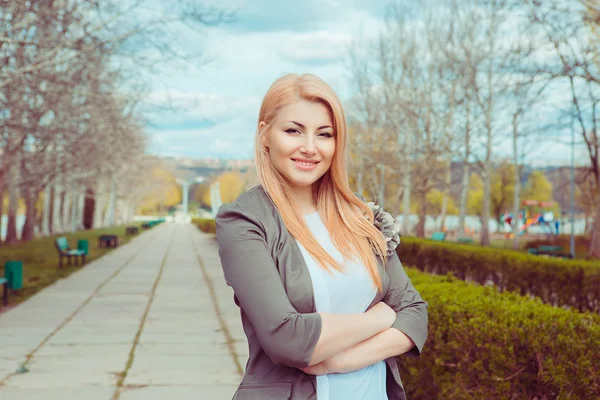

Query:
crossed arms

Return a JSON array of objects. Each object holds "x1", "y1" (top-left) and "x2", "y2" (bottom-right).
[{"x1": 216, "y1": 203, "x2": 429, "y2": 373}]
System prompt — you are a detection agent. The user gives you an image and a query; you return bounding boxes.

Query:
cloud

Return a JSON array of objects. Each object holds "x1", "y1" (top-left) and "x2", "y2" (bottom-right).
[
  {"x1": 139, "y1": 1, "x2": 388, "y2": 159},
  {"x1": 226, "y1": 0, "x2": 346, "y2": 33},
  {"x1": 145, "y1": 90, "x2": 261, "y2": 124},
  {"x1": 147, "y1": 115, "x2": 257, "y2": 159},
  {"x1": 277, "y1": 31, "x2": 352, "y2": 65}
]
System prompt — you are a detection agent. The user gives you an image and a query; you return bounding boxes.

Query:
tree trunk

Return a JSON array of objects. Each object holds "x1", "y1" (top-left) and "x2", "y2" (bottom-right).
[
  {"x1": 104, "y1": 174, "x2": 117, "y2": 227},
  {"x1": 378, "y1": 165, "x2": 385, "y2": 208},
  {"x1": 62, "y1": 183, "x2": 71, "y2": 230},
  {"x1": 458, "y1": 99, "x2": 471, "y2": 238},
  {"x1": 21, "y1": 187, "x2": 36, "y2": 242},
  {"x1": 512, "y1": 117, "x2": 521, "y2": 250},
  {"x1": 5, "y1": 160, "x2": 20, "y2": 244},
  {"x1": 458, "y1": 163, "x2": 470, "y2": 237},
  {"x1": 74, "y1": 184, "x2": 85, "y2": 231},
  {"x1": 589, "y1": 195, "x2": 600, "y2": 257},
  {"x1": 416, "y1": 192, "x2": 427, "y2": 238},
  {"x1": 440, "y1": 158, "x2": 452, "y2": 231},
  {"x1": 125, "y1": 202, "x2": 136, "y2": 224},
  {"x1": 356, "y1": 160, "x2": 364, "y2": 196},
  {"x1": 42, "y1": 184, "x2": 51, "y2": 236},
  {"x1": 481, "y1": 167, "x2": 491, "y2": 246},
  {"x1": 401, "y1": 166, "x2": 412, "y2": 236},
  {"x1": 51, "y1": 180, "x2": 63, "y2": 234},
  {"x1": 93, "y1": 177, "x2": 106, "y2": 228},
  {"x1": 0, "y1": 181, "x2": 4, "y2": 245}
]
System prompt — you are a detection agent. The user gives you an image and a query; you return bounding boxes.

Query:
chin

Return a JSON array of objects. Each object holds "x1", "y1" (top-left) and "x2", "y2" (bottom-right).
[{"x1": 287, "y1": 173, "x2": 322, "y2": 188}]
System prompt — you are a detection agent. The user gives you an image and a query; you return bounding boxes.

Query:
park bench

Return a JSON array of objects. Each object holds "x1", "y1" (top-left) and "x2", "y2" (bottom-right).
[
  {"x1": 98, "y1": 234, "x2": 118, "y2": 249},
  {"x1": 125, "y1": 226, "x2": 139, "y2": 236},
  {"x1": 0, "y1": 277, "x2": 7, "y2": 307},
  {"x1": 457, "y1": 237, "x2": 474, "y2": 244},
  {"x1": 431, "y1": 232, "x2": 446, "y2": 241},
  {"x1": 54, "y1": 237, "x2": 86, "y2": 268},
  {"x1": 528, "y1": 245, "x2": 573, "y2": 259}
]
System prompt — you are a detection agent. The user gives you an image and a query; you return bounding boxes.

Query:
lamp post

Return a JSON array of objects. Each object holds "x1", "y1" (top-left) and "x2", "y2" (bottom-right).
[
  {"x1": 176, "y1": 177, "x2": 204, "y2": 222},
  {"x1": 210, "y1": 182, "x2": 222, "y2": 218}
]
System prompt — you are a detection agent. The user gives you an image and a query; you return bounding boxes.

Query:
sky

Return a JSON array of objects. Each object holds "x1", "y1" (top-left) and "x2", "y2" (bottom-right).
[
  {"x1": 142, "y1": 0, "x2": 388, "y2": 160},
  {"x1": 140, "y1": 0, "x2": 581, "y2": 166}
]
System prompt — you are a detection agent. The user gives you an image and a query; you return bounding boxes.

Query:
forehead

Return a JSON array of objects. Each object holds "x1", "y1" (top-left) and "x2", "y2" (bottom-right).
[{"x1": 275, "y1": 100, "x2": 333, "y2": 126}]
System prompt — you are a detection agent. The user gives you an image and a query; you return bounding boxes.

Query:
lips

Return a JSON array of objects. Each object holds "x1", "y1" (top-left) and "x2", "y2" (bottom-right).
[
  {"x1": 291, "y1": 158, "x2": 320, "y2": 171},
  {"x1": 292, "y1": 158, "x2": 319, "y2": 166}
]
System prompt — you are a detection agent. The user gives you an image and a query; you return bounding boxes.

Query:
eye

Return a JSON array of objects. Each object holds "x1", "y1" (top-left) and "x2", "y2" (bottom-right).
[
  {"x1": 319, "y1": 132, "x2": 333, "y2": 138},
  {"x1": 285, "y1": 128, "x2": 301, "y2": 134}
]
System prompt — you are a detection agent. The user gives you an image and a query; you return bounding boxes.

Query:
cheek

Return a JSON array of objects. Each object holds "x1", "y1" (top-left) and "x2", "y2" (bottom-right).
[{"x1": 321, "y1": 142, "x2": 336, "y2": 163}]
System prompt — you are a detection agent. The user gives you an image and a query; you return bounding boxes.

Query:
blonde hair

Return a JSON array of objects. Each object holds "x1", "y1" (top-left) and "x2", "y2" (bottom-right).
[{"x1": 254, "y1": 73, "x2": 389, "y2": 291}]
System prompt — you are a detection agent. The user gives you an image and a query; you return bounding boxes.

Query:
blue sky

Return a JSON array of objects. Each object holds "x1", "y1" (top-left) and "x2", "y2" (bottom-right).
[
  {"x1": 140, "y1": 0, "x2": 581, "y2": 166},
  {"x1": 142, "y1": 0, "x2": 388, "y2": 160}
]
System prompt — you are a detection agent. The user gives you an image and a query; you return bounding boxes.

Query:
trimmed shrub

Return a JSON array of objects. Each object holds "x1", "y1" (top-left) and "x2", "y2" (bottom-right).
[
  {"x1": 400, "y1": 269, "x2": 600, "y2": 400},
  {"x1": 398, "y1": 238, "x2": 600, "y2": 313},
  {"x1": 192, "y1": 218, "x2": 216, "y2": 234}
]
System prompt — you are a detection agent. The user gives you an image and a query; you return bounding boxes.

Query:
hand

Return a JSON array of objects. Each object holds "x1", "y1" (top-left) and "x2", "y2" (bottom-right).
[
  {"x1": 368, "y1": 302, "x2": 396, "y2": 329},
  {"x1": 301, "y1": 352, "x2": 353, "y2": 375},
  {"x1": 300, "y1": 361, "x2": 331, "y2": 376}
]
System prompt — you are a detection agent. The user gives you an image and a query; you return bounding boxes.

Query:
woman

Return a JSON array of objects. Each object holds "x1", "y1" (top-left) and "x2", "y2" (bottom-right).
[{"x1": 215, "y1": 73, "x2": 428, "y2": 400}]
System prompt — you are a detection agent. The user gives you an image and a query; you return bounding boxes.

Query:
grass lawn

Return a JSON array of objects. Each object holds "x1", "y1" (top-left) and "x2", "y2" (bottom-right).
[{"x1": 0, "y1": 223, "x2": 144, "y2": 311}]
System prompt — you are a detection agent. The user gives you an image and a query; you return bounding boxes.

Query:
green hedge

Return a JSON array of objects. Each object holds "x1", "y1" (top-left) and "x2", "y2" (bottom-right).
[
  {"x1": 192, "y1": 218, "x2": 216, "y2": 234},
  {"x1": 398, "y1": 238, "x2": 600, "y2": 313},
  {"x1": 400, "y1": 269, "x2": 600, "y2": 399}
]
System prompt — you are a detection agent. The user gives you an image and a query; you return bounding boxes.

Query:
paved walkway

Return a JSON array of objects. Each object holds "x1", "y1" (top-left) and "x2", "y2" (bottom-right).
[{"x1": 0, "y1": 223, "x2": 246, "y2": 399}]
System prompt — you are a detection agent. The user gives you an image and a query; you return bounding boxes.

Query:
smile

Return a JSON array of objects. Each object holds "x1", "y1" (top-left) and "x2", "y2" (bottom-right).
[{"x1": 292, "y1": 159, "x2": 320, "y2": 170}]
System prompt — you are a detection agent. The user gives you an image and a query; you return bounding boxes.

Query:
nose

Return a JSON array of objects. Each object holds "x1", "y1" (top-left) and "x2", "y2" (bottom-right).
[{"x1": 300, "y1": 135, "x2": 316, "y2": 155}]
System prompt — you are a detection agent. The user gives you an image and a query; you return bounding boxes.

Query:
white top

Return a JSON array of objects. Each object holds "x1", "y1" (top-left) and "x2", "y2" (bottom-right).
[{"x1": 296, "y1": 211, "x2": 388, "y2": 400}]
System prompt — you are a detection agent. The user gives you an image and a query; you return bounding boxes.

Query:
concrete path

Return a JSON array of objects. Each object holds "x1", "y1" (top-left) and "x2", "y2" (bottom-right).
[{"x1": 0, "y1": 223, "x2": 247, "y2": 399}]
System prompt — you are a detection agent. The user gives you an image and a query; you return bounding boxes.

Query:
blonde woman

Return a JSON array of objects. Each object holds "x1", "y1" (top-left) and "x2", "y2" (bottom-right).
[{"x1": 215, "y1": 73, "x2": 428, "y2": 400}]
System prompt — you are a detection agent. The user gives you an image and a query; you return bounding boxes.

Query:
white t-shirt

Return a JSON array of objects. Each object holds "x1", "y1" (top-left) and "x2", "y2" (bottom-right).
[{"x1": 296, "y1": 211, "x2": 388, "y2": 400}]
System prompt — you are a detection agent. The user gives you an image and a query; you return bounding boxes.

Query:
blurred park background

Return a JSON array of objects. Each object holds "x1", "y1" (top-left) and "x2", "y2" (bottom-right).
[{"x1": 1, "y1": 0, "x2": 600, "y2": 399}]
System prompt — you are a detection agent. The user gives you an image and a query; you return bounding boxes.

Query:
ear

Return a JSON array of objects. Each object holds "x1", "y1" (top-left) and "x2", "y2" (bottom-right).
[{"x1": 259, "y1": 121, "x2": 268, "y2": 147}]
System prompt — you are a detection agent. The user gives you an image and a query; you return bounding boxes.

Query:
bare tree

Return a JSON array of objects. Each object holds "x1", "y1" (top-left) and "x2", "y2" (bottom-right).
[
  {"x1": 526, "y1": 0, "x2": 600, "y2": 256},
  {"x1": 0, "y1": 0, "x2": 234, "y2": 243}
]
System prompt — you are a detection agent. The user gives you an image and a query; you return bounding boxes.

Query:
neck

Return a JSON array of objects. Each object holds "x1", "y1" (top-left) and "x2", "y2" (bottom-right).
[{"x1": 291, "y1": 184, "x2": 316, "y2": 214}]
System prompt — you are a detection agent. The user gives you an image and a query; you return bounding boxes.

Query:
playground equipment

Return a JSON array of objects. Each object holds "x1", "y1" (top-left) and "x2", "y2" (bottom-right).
[{"x1": 501, "y1": 200, "x2": 561, "y2": 239}]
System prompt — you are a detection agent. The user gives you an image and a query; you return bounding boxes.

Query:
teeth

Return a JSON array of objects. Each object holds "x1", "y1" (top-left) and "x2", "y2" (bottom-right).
[{"x1": 294, "y1": 160, "x2": 316, "y2": 166}]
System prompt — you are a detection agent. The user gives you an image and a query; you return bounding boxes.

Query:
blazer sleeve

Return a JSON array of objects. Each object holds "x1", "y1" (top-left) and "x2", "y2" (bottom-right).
[
  {"x1": 383, "y1": 250, "x2": 429, "y2": 358},
  {"x1": 215, "y1": 203, "x2": 322, "y2": 368}
]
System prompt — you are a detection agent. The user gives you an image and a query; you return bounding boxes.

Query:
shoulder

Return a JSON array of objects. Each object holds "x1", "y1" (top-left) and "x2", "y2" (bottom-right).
[
  {"x1": 217, "y1": 185, "x2": 275, "y2": 221},
  {"x1": 215, "y1": 185, "x2": 279, "y2": 240}
]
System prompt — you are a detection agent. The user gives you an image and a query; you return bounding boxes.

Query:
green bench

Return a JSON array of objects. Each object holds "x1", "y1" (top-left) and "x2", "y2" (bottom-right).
[
  {"x1": 1, "y1": 261, "x2": 24, "y2": 307},
  {"x1": 431, "y1": 232, "x2": 446, "y2": 241},
  {"x1": 457, "y1": 237, "x2": 474, "y2": 244},
  {"x1": 54, "y1": 236, "x2": 86, "y2": 268},
  {"x1": 142, "y1": 220, "x2": 164, "y2": 230},
  {"x1": 528, "y1": 245, "x2": 573, "y2": 259}
]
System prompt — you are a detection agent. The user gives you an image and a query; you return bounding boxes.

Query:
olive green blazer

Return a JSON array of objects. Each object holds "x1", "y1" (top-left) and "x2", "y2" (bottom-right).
[{"x1": 215, "y1": 185, "x2": 428, "y2": 400}]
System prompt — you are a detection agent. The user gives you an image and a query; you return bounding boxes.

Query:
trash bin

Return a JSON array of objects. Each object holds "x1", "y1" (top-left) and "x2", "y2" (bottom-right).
[
  {"x1": 77, "y1": 239, "x2": 89, "y2": 255},
  {"x1": 4, "y1": 260, "x2": 23, "y2": 290}
]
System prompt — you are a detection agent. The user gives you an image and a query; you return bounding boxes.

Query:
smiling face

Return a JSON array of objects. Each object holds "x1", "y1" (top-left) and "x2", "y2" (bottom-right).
[{"x1": 260, "y1": 99, "x2": 336, "y2": 192}]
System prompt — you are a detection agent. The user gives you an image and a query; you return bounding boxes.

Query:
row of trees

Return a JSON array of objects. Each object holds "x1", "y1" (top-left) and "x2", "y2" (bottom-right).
[
  {"x1": 0, "y1": 1, "x2": 231, "y2": 244},
  {"x1": 347, "y1": 0, "x2": 599, "y2": 252}
]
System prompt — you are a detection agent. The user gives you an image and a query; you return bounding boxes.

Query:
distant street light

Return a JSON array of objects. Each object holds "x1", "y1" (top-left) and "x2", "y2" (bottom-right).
[
  {"x1": 210, "y1": 182, "x2": 222, "y2": 218},
  {"x1": 176, "y1": 176, "x2": 204, "y2": 221}
]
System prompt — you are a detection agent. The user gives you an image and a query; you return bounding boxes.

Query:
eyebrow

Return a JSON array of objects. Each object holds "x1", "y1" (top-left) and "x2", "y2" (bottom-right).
[{"x1": 289, "y1": 121, "x2": 333, "y2": 130}]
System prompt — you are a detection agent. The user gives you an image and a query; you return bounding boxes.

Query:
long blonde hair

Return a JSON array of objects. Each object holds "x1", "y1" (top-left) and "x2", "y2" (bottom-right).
[{"x1": 255, "y1": 73, "x2": 388, "y2": 291}]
